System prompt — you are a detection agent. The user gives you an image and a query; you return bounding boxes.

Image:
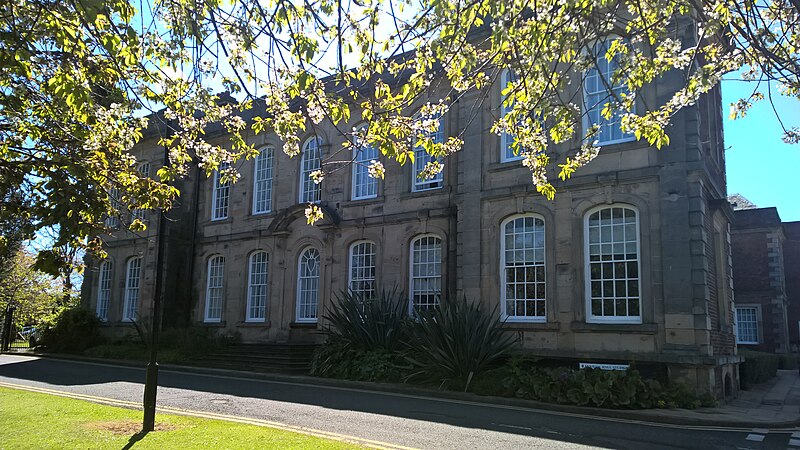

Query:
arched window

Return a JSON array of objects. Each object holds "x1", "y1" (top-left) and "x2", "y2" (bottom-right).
[
  {"x1": 412, "y1": 113, "x2": 444, "y2": 191},
  {"x1": 352, "y1": 125, "x2": 379, "y2": 200},
  {"x1": 500, "y1": 69, "x2": 522, "y2": 162},
  {"x1": 204, "y1": 255, "x2": 225, "y2": 322},
  {"x1": 96, "y1": 261, "x2": 113, "y2": 321},
  {"x1": 585, "y1": 205, "x2": 641, "y2": 323},
  {"x1": 583, "y1": 39, "x2": 634, "y2": 145},
  {"x1": 349, "y1": 241, "x2": 376, "y2": 298},
  {"x1": 501, "y1": 215, "x2": 546, "y2": 321},
  {"x1": 409, "y1": 235, "x2": 442, "y2": 313},
  {"x1": 297, "y1": 248, "x2": 320, "y2": 322},
  {"x1": 212, "y1": 163, "x2": 230, "y2": 220},
  {"x1": 299, "y1": 137, "x2": 322, "y2": 203},
  {"x1": 123, "y1": 257, "x2": 142, "y2": 322},
  {"x1": 253, "y1": 146, "x2": 275, "y2": 214},
  {"x1": 246, "y1": 251, "x2": 269, "y2": 322}
]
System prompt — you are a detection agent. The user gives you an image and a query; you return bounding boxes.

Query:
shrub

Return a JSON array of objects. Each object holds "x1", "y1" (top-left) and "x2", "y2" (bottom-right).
[
  {"x1": 739, "y1": 349, "x2": 779, "y2": 389},
  {"x1": 321, "y1": 289, "x2": 410, "y2": 352},
  {"x1": 40, "y1": 307, "x2": 105, "y2": 353},
  {"x1": 404, "y1": 296, "x2": 517, "y2": 391},
  {"x1": 778, "y1": 353, "x2": 797, "y2": 370},
  {"x1": 496, "y1": 357, "x2": 712, "y2": 409},
  {"x1": 310, "y1": 338, "x2": 407, "y2": 382}
]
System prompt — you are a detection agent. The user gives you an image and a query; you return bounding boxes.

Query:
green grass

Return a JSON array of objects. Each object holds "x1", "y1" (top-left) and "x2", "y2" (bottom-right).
[{"x1": 0, "y1": 387, "x2": 362, "y2": 449}]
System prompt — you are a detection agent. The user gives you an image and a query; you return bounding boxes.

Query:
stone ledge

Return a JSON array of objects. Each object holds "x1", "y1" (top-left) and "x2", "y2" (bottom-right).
[
  {"x1": 570, "y1": 322, "x2": 658, "y2": 334},
  {"x1": 501, "y1": 322, "x2": 560, "y2": 332}
]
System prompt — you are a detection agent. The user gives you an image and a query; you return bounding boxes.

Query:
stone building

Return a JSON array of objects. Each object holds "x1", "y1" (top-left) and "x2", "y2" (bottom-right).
[
  {"x1": 81, "y1": 45, "x2": 740, "y2": 396},
  {"x1": 730, "y1": 204, "x2": 800, "y2": 353}
]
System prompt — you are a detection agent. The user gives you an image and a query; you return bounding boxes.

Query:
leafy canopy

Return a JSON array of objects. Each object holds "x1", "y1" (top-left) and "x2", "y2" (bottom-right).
[{"x1": 1, "y1": 0, "x2": 798, "y2": 263}]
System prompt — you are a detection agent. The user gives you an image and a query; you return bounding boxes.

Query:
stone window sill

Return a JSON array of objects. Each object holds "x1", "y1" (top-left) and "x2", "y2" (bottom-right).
[{"x1": 571, "y1": 321, "x2": 657, "y2": 334}]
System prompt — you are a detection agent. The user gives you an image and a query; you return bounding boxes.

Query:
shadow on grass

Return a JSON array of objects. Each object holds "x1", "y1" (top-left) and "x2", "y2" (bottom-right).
[{"x1": 122, "y1": 430, "x2": 149, "y2": 449}]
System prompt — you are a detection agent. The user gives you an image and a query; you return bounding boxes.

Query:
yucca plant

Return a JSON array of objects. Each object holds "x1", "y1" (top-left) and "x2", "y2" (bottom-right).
[
  {"x1": 405, "y1": 296, "x2": 517, "y2": 391},
  {"x1": 320, "y1": 287, "x2": 409, "y2": 352}
]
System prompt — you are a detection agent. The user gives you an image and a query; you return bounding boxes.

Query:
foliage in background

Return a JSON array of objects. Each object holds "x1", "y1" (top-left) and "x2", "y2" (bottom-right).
[
  {"x1": 312, "y1": 289, "x2": 410, "y2": 380},
  {"x1": 83, "y1": 326, "x2": 233, "y2": 363},
  {"x1": 404, "y1": 297, "x2": 517, "y2": 391},
  {"x1": 3, "y1": 0, "x2": 799, "y2": 270},
  {"x1": 0, "y1": 249, "x2": 68, "y2": 329},
  {"x1": 471, "y1": 357, "x2": 716, "y2": 409},
  {"x1": 310, "y1": 339, "x2": 406, "y2": 382},
  {"x1": 40, "y1": 307, "x2": 105, "y2": 353},
  {"x1": 739, "y1": 349, "x2": 780, "y2": 389},
  {"x1": 321, "y1": 289, "x2": 410, "y2": 352}
]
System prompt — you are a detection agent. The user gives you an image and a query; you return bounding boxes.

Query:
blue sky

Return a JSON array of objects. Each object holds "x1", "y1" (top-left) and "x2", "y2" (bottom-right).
[{"x1": 722, "y1": 80, "x2": 800, "y2": 222}]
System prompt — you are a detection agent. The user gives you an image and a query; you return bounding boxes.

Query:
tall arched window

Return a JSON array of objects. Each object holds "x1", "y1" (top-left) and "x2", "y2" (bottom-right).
[
  {"x1": 349, "y1": 241, "x2": 376, "y2": 298},
  {"x1": 212, "y1": 163, "x2": 230, "y2": 220},
  {"x1": 501, "y1": 215, "x2": 546, "y2": 321},
  {"x1": 352, "y1": 125, "x2": 379, "y2": 200},
  {"x1": 297, "y1": 248, "x2": 320, "y2": 322},
  {"x1": 585, "y1": 205, "x2": 641, "y2": 323},
  {"x1": 299, "y1": 137, "x2": 322, "y2": 203},
  {"x1": 253, "y1": 146, "x2": 275, "y2": 214},
  {"x1": 204, "y1": 255, "x2": 225, "y2": 322},
  {"x1": 96, "y1": 261, "x2": 113, "y2": 321},
  {"x1": 123, "y1": 257, "x2": 142, "y2": 322},
  {"x1": 246, "y1": 251, "x2": 269, "y2": 322},
  {"x1": 409, "y1": 235, "x2": 442, "y2": 313},
  {"x1": 500, "y1": 69, "x2": 522, "y2": 162},
  {"x1": 583, "y1": 39, "x2": 634, "y2": 145},
  {"x1": 412, "y1": 113, "x2": 444, "y2": 191}
]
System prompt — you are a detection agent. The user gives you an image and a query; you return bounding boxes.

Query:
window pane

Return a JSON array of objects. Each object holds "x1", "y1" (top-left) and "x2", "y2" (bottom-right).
[
  {"x1": 411, "y1": 236, "x2": 442, "y2": 311},
  {"x1": 297, "y1": 248, "x2": 320, "y2": 321},
  {"x1": 96, "y1": 261, "x2": 113, "y2": 321},
  {"x1": 349, "y1": 242, "x2": 376, "y2": 299},
  {"x1": 247, "y1": 252, "x2": 269, "y2": 321},
  {"x1": 205, "y1": 256, "x2": 225, "y2": 321},
  {"x1": 253, "y1": 147, "x2": 274, "y2": 214},
  {"x1": 123, "y1": 258, "x2": 142, "y2": 321},
  {"x1": 586, "y1": 206, "x2": 640, "y2": 321},
  {"x1": 300, "y1": 137, "x2": 322, "y2": 203},
  {"x1": 212, "y1": 163, "x2": 230, "y2": 220},
  {"x1": 352, "y1": 127, "x2": 379, "y2": 199},
  {"x1": 502, "y1": 216, "x2": 546, "y2": 319}
]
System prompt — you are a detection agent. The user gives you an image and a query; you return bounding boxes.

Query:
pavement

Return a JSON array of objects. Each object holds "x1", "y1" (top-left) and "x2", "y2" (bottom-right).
[{"x1": 22, "y1": 352, "x2": 800, "y2": 428}]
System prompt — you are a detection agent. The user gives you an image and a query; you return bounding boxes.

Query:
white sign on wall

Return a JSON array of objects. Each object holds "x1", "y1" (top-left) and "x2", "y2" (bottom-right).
[{"x1": 579, "y1": 362, "x2": 630, "y2": 371}]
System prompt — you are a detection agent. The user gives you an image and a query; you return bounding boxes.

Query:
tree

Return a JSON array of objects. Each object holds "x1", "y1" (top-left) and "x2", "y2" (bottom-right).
[
  {"x1": 1, "y1": 0, "x2": 798, "y2": 268},
  {"x1": 0, "y1": 249, "x2": 66, "y2": 330}
]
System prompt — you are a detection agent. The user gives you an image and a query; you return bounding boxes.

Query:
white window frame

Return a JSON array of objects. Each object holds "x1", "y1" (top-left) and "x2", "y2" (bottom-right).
[
  {"x1": 123, "y1": 257, "x2": 142, "y2": 322},
  {"x1": 582, "y1": 39, "x2": 636, "y2": 146},
  {"x1": 735, "y1": 305, "x2": 760, "y2": 345},
  {"x1": 96, "y1": 260, "x2": 113, "y2": 321},
  {"x1": 351, "y1": 125, "x2": 379, "y2": 200},
  {"x1": 132, "y1": 163, "x2": 150, "y2": 221},
  {"x1": 246, "y1": 251, "x2": 269, "y2": 322},
  {"x1": 584, "y1": 204, "x2": 642, "y2": 324},
  {"x1": 204, "y1": 255, "x2": 225, "y2": 323},
  {"x1": 299, "y1": 137, "x2": 322, "y2": 204},
  {"x1": 409, "y1": 234, "x2": 442, "y2": 314},
  {"x1": 105, "y1": 187, "x2": 121, "y2": 229},
  {"x1": 211, "y1": 163, "x2": 230, "y2": 221},
  {"x1": 500, "y1": 214, "x2": 547, "y2": 323},
  {"x1": 500, "y1": 69, "x2": 523, "y2": 163},
  {"x1": 348, "y1": 241, "x2": 376, "y2": 299},
  {"x1": 252, "y1": 146, "x2": 275, "y2": 215},
  {"x1": 296, "y1": 247, "x2": 321, "y2": 323},
  {"x1": 412, "y1": 113, "x2": 444, "y2": 192}
]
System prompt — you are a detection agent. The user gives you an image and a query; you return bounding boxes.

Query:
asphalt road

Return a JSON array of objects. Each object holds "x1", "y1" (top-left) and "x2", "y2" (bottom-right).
[{"x1": 0, "y1": 354, "x2": 793, "y2": 449}]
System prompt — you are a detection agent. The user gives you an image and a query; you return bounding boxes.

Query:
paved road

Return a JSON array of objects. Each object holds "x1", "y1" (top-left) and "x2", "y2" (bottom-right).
[{"x1": 0, "y1": 354, "x2": 794, "y2": 449}]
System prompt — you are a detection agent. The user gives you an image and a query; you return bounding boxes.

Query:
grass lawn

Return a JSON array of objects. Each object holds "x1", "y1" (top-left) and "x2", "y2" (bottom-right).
[{"x1": 0, "y1": 386, "x2": 362, "y2": 449}]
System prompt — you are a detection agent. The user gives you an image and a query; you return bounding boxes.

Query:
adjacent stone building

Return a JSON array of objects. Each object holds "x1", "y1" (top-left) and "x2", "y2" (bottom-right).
[
  {"x1": 82, "y1": 44, "x2": 740, "y2": 396},
  {"x1": 729, "y1": 204, "x2": 800, "y2": 354}
]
